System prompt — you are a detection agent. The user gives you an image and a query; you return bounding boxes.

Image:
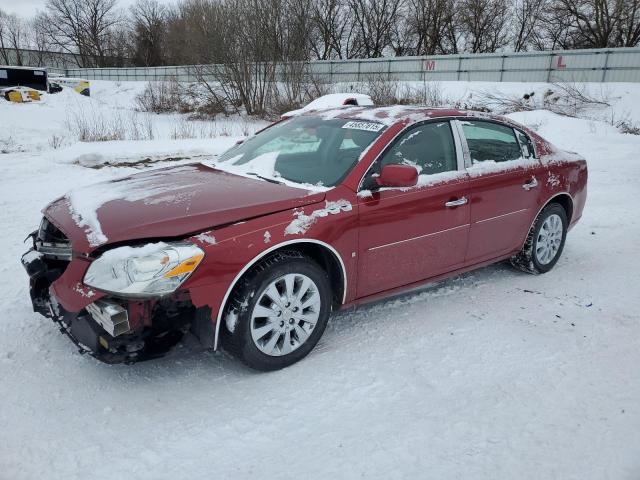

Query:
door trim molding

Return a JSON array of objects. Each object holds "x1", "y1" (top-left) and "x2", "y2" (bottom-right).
[
  {"x1": 368, "y1": 223, "x2": 470, "y2": 251},
  {"x1": 475, "y1": 208, "x2": 529, "y2": 224}
]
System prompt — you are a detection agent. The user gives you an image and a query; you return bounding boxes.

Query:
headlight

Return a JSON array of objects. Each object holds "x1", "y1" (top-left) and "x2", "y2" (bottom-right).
[{"x1": 84, "y1": 242, "x2": 204, "y2": 297}]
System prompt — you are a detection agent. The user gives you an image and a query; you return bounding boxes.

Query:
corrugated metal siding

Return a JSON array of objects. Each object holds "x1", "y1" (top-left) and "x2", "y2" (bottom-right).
[{"x1": 57, "y1": 47, "x2": 640, "y2": 83}]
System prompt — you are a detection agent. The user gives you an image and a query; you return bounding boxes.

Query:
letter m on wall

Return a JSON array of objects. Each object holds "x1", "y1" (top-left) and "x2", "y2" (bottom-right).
[{"x1": 424, "y1": 60, "x2": 436, "y2": 71}]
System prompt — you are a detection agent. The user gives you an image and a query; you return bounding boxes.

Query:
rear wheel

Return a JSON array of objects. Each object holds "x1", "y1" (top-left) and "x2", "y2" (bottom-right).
[
  {"x1": 223, "y1": 251, "x2": 332, "y2": 371},
  {"x1": 511, "y1": 203, "x2": 568, "y2": 274}
]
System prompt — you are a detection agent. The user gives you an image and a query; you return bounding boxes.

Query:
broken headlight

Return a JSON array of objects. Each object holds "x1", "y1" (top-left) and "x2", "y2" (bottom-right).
[{"x1": 84, "y1": 242, "x2": 204, "y2": 297}]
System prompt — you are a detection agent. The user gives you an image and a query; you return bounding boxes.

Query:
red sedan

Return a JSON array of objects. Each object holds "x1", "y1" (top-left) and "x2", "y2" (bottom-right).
[{"x1": 22, "y1": 106, "x2": 587, "y2": 370}]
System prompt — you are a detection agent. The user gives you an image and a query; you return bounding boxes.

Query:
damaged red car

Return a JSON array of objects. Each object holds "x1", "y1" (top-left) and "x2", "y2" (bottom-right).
[{"x1": 22, "y1": 107, "x2": 587, "y2": 370}]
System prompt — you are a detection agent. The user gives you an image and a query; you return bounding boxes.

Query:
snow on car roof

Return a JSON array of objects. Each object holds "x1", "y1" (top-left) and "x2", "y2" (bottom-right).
[
  {"x1": 282, "y1": 93, "x2": 374, "y2": 117},
  {"x1": 302, "y1": 105, "x2": 505, "y2": 126}
]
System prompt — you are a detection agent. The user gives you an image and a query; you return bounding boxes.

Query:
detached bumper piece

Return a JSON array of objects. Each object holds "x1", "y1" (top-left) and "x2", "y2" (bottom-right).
[
  {"x1": 22, "y1": 243, "x2": 194, "y2": 364},
  {"x1": 86, "y1": 300, "x2": 130, "y2": 337}
]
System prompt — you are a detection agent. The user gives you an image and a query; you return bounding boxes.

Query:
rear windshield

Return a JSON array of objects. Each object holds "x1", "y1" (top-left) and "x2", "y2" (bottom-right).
[{"x1": 218, "y1": 116, "x2": 386, "y2": 187}]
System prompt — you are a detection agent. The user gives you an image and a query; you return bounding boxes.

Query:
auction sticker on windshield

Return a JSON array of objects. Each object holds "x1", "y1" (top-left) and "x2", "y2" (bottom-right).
[{"x1": 341, "y1": 121, "x2": 385, "y2": 132}]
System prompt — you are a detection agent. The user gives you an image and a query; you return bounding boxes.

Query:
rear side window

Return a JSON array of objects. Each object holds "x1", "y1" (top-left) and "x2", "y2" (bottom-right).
[
  {"x1": 515, "y1": 129, "x2": 535, "y2": 158},
  {"x1": 461, "y1": 120, "x2": 521, "y2": 163},
  {"x1": 381, "y1": 121, "x2": 457, "y2": 175}
]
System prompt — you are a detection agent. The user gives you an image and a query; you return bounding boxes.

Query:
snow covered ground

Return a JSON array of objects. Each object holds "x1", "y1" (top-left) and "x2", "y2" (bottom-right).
[{"x1": 1, "y1": 81, "x2": 639, "y2": 479}]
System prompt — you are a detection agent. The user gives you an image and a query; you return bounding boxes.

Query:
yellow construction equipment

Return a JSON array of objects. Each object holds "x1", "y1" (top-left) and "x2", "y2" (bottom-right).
[
  {"x1": 2, "y1": 87, "x2": 43, "y2": 103},
  {"x1": 6, "y1": 90, "x2": 24, "y2": 103}
]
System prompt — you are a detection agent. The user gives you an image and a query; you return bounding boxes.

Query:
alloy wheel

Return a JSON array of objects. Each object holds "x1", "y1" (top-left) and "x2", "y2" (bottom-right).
[
  {"x1": 535, "y1": 213, "x2": 563, "y2": 265},
  {"x1": 250, "y1": 273, "x2": 321, "y2": 356}
]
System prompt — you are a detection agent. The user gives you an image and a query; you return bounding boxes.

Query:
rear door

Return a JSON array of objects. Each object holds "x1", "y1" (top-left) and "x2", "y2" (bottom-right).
[
  {"x1": 456, "y1": 119, "x2": 542, "y2": 264},
  {"x1": 356, "y1": 120, "x2": 470, "y2": 298}
]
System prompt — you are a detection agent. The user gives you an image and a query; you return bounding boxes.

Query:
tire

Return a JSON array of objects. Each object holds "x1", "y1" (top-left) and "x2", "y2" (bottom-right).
[
  {"x1": 223, "y1": 250, "x2": 332, "y2": 371},
  {"x1": 511, "y1": 203, "x2": 568, "y2": 274}
]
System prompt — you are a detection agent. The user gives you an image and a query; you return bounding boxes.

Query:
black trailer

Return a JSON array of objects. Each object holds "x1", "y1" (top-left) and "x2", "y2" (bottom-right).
[{"x1": 0, "y1": 66, "x2": 48, "y2": 91}]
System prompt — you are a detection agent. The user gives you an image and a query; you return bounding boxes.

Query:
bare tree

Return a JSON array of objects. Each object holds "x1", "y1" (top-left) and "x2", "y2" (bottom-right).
[
  {"x1": 164, "y1": 0, "x2": 226, "y2": 65},
  {"x1": 549, "y1": 0, "x2": 640, "y2": 48},
  {"x1": 349, "y1": 0, "x2": 403, "y2": 58},
  {"x1": 390, "y1": 2, "x2": 417, "y2": 56},
  {"x1": 405, "y1": 0, "x2": 461, "y2": 54},
  {"x1": 0, "y1": 10, "x2": 27, "y2": 65},
  {"x1": 193, "y1": 0, "x2": 281, "y2": 116},
  {"x1": 130, "y1": 0, "x2": 166, "y2": 66},
  {"x1": 188, "y1": 0, "x2": 320, "y2": 117},
  {"x1": 531, "y1": 4, "x2": 573, "y2": 49},
  {"x1": 458, "y1": 0, "x2": 510, "y2": 52},
  {"x1": 30, "y1": 13, "x2": 55, "y2": 66},
  {"x1": 2, "y1": 0, "x2": 635, "y2": 73},
  {"x1": 617, "y1": 0, "x2": 640, "y2": 46},
  {"x1": 309, "y1": 0, "x2": 353, "y2": 59},
  {"x1": 43, "y1": 0, "x2": 124, "y2": 67},
  {"x1": 512, "y1": 0, "x2": 548, "y2": 51}
]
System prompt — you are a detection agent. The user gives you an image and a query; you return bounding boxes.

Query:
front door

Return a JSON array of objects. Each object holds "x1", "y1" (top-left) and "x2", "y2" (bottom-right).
[
  {"x1": 356, "y1": 120, "x2": 470, "y2": 298},
  {"x1": 457, "y1": 120, "x2": 543, "y2": 264}
]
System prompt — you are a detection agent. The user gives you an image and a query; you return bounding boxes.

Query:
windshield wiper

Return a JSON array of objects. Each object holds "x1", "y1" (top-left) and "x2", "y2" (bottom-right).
[{"x1": 246, "y1": 172, "x2": 284, "y2": 185}]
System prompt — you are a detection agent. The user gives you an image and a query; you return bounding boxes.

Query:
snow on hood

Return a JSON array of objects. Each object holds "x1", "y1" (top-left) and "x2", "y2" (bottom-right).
[
  {"x1": 65, "y1": 165, "x2": 205, "y2": 246},
  {"x1": 45, "y1": 163, "x2": 326, "y2": 252}
]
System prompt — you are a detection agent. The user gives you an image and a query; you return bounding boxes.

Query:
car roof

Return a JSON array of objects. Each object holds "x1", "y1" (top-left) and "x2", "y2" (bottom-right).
[{"x1": 300, "y1": 105, "x2": 508, "y2": 127}]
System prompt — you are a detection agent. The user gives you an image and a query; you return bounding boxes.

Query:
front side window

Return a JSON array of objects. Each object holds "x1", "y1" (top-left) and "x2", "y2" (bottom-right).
[
  {"x1": 380, "y1": 121, "x2": 458, "y2": 175},
  {"x1": 217, "y1": 116, "x2": 386, "y2": 187},
  {"x1": 461, "y1": 120, "x2": 522, "y2": 163}
]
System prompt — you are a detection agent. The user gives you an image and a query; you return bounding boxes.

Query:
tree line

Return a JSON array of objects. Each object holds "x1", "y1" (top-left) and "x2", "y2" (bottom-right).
[{"x1": 1, "y1": 0, "x2": 639, "y2": 68}]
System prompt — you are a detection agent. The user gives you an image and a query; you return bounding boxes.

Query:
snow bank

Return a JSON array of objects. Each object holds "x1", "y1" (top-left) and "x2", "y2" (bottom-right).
[
  {"x1": 0, "y1": 80, "x2": 266, "y2": 156},
  {"x1": 52, "y1": 138, "x2": 238, "y2": 168},
  {"x1": 3, "y1": 79, "x2": 640, "y2": 480}
]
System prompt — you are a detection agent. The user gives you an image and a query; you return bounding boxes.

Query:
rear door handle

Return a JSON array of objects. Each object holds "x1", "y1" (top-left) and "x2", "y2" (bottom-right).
[
  {"x1": 445, "y1": 197, "x2": 468, "y2": 207},
  {"x1": 522, "y1": 177, "x2": 538, "y2": 190}
]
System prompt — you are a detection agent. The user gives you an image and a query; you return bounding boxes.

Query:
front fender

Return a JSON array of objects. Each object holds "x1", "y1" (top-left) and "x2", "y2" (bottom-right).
[{"x1": 182, "y1": 186, "x2": 359, "y2": 349}]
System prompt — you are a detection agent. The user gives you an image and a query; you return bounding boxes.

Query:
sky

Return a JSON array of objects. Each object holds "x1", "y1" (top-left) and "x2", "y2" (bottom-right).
[
  {"x1": 0, "y1": 0, "x2": 172, "y2": 18},
  {"x1": 0, "y1": 0, "x2": 48, "y2": 17}
]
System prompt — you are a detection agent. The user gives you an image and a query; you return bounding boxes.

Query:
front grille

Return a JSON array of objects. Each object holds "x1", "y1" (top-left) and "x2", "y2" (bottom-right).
[
  {"x1": 36, "y1": 217, "x2": 72, "y2": 261},
  {"x1": 38, "y1": 217, "x2": 67, "y2": 243}
]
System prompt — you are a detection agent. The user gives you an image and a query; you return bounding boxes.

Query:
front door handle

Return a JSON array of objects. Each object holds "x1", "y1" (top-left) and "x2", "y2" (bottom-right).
[
  {"x1": 445, "y1": 197, "x2": 468, "y2": 207},
  {"x1": 522, "y1": 177, "x2": 538, "y2": 191}
]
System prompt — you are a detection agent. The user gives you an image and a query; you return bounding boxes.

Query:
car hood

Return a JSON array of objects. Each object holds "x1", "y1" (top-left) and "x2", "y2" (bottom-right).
[{"x1": 44, "y1": 163, "x2": 326, "y2": 253}]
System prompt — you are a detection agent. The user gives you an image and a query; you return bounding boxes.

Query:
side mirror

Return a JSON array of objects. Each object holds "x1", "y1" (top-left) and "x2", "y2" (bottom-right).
[{"x1": 376, "y1": 164, "x2": 418, "y2": 188}]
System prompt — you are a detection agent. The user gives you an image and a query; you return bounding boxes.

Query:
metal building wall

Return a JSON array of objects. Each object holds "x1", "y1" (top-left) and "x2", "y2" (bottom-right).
[{"x1": 60, "y1": 47, "x2": 640, "y2": 83}]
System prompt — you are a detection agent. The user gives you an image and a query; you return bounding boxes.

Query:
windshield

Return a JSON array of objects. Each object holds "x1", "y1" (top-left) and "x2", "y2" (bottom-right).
[{"x1": 217, "y1": 116, "x2": 386, "y2": 188}]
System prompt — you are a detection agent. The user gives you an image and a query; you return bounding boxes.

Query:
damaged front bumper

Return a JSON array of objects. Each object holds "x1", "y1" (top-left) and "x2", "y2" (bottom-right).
[{"x1": 22, "y1": 231, "x2": 197, "y2": 364}]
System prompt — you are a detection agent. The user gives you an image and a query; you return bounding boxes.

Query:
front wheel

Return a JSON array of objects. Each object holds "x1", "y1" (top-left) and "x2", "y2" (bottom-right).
[
  {"x1": 511, "y1": 203, "x2": 568, "y2": 274},
  {"x1": 223, "y1": 251, "x2": 332, "y2": 371}
]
